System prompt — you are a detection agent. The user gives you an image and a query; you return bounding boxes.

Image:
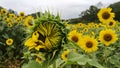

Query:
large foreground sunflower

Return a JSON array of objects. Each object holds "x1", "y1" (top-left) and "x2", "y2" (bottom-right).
[
  {"x1": 97, "y1": 8, "x2": 115, "y2": 24},
  {"x1": 24, "y1": 12, "x2": 67, "y2": 64},
  {"x1": 99, "y1": 29, "x2": 118, "y2": 46},
  {"x1": 79, "y1": 36, "x2": 98, "y2": 53}
]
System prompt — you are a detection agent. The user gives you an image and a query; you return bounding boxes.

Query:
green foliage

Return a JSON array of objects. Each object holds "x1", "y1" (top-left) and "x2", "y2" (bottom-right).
[
  {"x1": 21, "y1": 60, "x2": 42, "y2": 68},
  {"x1": 79, "y1": 5, "x2": 100, "y2": 23},
  {"x1": 109, "y1": 2, "x2": 120, "y2": 21},
  {"x1": 0, "y1": 8, "x2": 27, "y2": 67},
  {"x1": 0, "y1": 22, "x2": 26, "y2": 65}
]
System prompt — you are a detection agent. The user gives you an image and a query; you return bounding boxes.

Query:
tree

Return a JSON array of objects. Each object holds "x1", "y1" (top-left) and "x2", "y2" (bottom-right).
[
  {"x1": 109, "y1": 2, "x2": 120, "y2": 21},
  {"x1": 79, "y1": 5, "x2": 100, "y2": 23}
]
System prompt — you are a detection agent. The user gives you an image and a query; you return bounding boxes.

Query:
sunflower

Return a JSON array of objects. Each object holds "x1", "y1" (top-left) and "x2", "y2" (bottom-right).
[
  {"x1": 16, "y1": 17, "x2": 22, "y2": 23},
  {"x1": 0, "y1": 9, "x2": 7, "y2": 15},
  {"x1": 61, "y1": 50, "x2": 70, "y2": 61},
  {"x1": 83, "y1": 28, "x2": 88, "y2": 32},
  {"x1": 79, "y1": 36, "x2": 98, "y2": 53},
  {"x1": 76, "y1": 23, "x2": 84, "y2": 28},
  {"x1": 6, "y1": 38, "x2": 13, "y2": 46},
  {"x1": 94, "y1": 24, "x2": 99, "y2": 28},
  {"x1": 37, "y1": 22, "x2": 63, "y2": 50},
  {"x1": 97, "y1": 8, "x2": 115, "y2": 24},
  {"x1": 24, "y1": 12, "x2": 67, "y2": 63},
  {"x1": 9, "y1": 13, "x2": 16, "y2": 18},
  {"x1": 99, "y1": 29, "x2": 118, "y2": 46},
  {"x1": 19, "y1": 12, "x2": 25, "y2": 17},
  {"x1": 24, "y1": 16, "x2": 34, "y2": 28},
  {"x1": 7, "y1": 22, "x2": 13, "y2": 27},
  {"x1": 107, "y1": 20, "x2": 116, "y2": 28},
  {"x1": 68, "y1": 30, "x2": 81, "y2": 44},
  {"x1": 2, "y1": 17, "x2": 7, "y2": 21},
  {"x1": 6, "y1": 18, "x2": 12, "y2": 23},
  {"x1": 88, "y1": 22, "x2": 94, "y2": 28}
]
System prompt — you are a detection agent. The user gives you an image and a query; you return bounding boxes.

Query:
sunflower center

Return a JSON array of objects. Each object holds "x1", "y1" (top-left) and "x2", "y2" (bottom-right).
[
  {"x1": 34, "y1": 33, "x2": 37, "y2": 35},
  {"x1": 8, "y1": 24, "x2": 11, "y2": 27},
  {"x1": 109, "y1": 22, "x2": 113, "y2": 26},
  {"x1": 104, "y1": 34, "x2": 112, "y2": 41},
  {"x1": 20, "y1": 13, "x2": 24, "y2": 16},
  {"x1": 86, "y1": 41, "x2": 93, "y2": 48},
  {"x1": 12, "y1": 15, "x2": 14, "y2": 18},
  {"x1": 65, "y1": 54, "x2": 68, "y2": 58},
  {"x1": 71, "y1": 36, "x2": 78, "y2": 42},
  {"x1": 28, "y1": 20, "x2": 33, "y2": 26},
  {"x1": 3, "y1": 11, "x2": 6, "y2": 13},
  {"x1": 79, "y1": 24, "x2": 82, "y2": 26},
  {"x1": 102, "y1": 12, "x2": 110, "y2": 19},
  {"x1": 8, "y1": 40, "x2": 11, "y2": 43}
]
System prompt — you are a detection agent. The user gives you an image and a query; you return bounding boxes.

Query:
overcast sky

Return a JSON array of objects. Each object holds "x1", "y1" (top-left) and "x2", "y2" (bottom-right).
[{"x1": 0, "y1": 0, "x2": 120, "y2": 19}]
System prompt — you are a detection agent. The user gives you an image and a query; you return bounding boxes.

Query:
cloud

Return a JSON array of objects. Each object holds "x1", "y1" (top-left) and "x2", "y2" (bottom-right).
[{"x1": 0, "y1": 0, "x2": 120, "y2": 19}]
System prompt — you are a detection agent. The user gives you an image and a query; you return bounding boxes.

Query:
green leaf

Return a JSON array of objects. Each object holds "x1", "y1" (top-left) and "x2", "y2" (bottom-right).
[
  {"x1": 103, "y1": 48, "x2": 111, "y2": 57},
  {"x1": 56, "y1": 58, "x2": 65, "y2": 68},
  {"x1": 109, "y1": 55, "x2": 120, "y2": 68},
  {"x1": 77, "y1": 56, "x2": 89, "y2": 65},
  {"x1": 66, "y1": 41, "x2": 81, "y2": 50},
  {"x1": 68, "y1": 52, "x2": 89, "y2": 65},
  {"x1": 21, "y1": 60, "x2": 42, "y2": 68},
  {"x1": 88, "y1": 59, "x2": 104, "y2": 68}
]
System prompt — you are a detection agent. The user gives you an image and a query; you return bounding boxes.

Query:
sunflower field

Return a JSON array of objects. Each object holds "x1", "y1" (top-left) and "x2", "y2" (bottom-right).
[{"x1": 0, "y1": 7, "x2": 120, "y2": 68}]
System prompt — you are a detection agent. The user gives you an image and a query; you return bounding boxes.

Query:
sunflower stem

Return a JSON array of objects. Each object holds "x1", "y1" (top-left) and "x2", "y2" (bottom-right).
[
  {"x1": 60, "y1": 62, "x2": 66, "y2": 68},
  {"x1": 104, "y1": 46, "x2": 108, "y2": 68},
  {"x1": 53, "y1": 61, "x2": 56, "y2": 68}
]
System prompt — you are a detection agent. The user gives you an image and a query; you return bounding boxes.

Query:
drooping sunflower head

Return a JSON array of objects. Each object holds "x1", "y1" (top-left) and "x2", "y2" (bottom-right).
[
  {"x1": 24, "y1": 11, "x2": 67, "y2": 63},
  {"x1": 99, "y1": 29, "x2": 118, "y2": 46},
  {"x1": 79, "y1": 36, "x2": 98, "y2": 53},
  {"x1": 25, "y1": 11, "x2": 67, "y2": 52},
  {"x1": 97, "y1": 8, "x2": 115, "y2": 24}
]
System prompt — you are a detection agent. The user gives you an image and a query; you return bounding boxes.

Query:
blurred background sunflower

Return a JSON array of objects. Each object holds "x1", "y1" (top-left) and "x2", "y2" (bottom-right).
[{"x1": 0, "y1": 8, "x2": 27, "y2": 67}]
